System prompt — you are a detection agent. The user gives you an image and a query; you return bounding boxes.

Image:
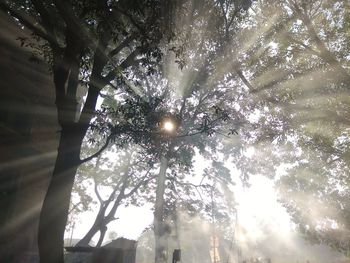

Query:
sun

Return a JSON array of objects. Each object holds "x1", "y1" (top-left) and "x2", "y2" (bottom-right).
[{"x1": 163, "y1": 121, "x2": 175, "y2": 132}]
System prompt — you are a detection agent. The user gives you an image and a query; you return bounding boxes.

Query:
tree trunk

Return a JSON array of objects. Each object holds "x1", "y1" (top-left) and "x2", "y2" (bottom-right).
[
  {"x1": 154, "y1": 156, "x2": 169, "y2": 263},
  {"x1": 38, "y1": 124, "x2": 85, "y2": 263},
  {"x1": 96, "y1": 226, "x2": 107, "y2": 247},
  {"x1": 37, "y1": 27, "x2": 109, "y2": 262},
  {"x1": 76, "y1": 189, "x2": 125, "y2": 246},
  {"x1": 76, "y1": 152, "x2": 132, "y2": 247},
  {"x1": 76, "y1": 219, "x2": 104, "y2": 247}
]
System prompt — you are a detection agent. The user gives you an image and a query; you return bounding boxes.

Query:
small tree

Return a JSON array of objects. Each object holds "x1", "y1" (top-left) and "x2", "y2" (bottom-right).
[{"x1": 75, "y1": 146, "x2": 157, "y2": 247}]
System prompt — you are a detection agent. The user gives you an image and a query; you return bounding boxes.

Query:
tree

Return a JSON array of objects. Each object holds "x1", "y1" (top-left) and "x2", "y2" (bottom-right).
[
  {"x1": 262, "y1": 1, "x2": 350, "y2": 253},
  {"x1": 75, "y1": 146, "x2": 157, "y2": 247},
  {"x1": 47, "y1": 0, "x2": 256, "y2": 261},
  {"x1": 225, "y1": 0, "x2": 350, "y2": 254},
  {"x1": 95, "y1": 42, "x2": 252, "y2": 261},
  {"x1": 1, "y1": 1, "x2": 174, "y2": 262}
]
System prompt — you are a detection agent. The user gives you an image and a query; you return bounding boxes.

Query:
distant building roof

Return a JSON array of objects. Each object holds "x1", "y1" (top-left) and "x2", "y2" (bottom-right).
[{"x1": 104, "y1": 237, "x2": 138, "y2": 250}]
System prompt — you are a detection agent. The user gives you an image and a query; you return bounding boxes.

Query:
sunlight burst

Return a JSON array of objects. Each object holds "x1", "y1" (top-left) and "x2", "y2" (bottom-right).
[{"x1": 163, "y1": 121, "x2": 175, "y2": 132}]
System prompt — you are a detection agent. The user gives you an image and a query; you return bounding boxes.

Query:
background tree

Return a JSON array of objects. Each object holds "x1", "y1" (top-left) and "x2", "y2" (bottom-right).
[
  {"x1": 75, "y1": 146, "x2": 158, "y2": 247},
  {"x1": 226, "y1": 0, "x2": 350, "y2": 254}
]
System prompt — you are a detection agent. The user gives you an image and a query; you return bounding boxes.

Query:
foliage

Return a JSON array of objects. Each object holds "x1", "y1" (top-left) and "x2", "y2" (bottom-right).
[{"x1": 227, "y1": 0, "x2": 350, "y2": 254}]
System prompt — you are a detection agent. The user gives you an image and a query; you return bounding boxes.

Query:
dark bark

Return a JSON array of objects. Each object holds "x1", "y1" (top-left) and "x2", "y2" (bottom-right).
[
  {"x1": 37, "y1": 24, "x2": 86, "y2": 262},
  {"x1": 154, "y1": 156, "x2": 169, "y2": 263},
  {"x1": 96, "y1": 225, "x2": 107, "y2": 247},
  {"x1": 38, "y1": 33, "x2": 105, "y2": 263},
  {"x1": 77, "y1": 167, "x2": 154, "y2": 247},
  {"x1": 2, "y1": 1, "x2": 139, "y2": 262},
  {"x1": 75, "y1": 193, "x2": 122, "y2": 247},
  {"x1": 3, "y1": 1, "x2": 151, "y2": 262},
  {"x1": 37, "y1": 102, "x2": 98, "y2": 262},
  {"x1": 38, "y1": 124, "x2": 85, "y2": 263},
  {"x1": 39, "y1": 20, "x2": 138, "y2": 256},
  {"x1": 76, "y1": 216, "x2": 105, "y2": 247}
]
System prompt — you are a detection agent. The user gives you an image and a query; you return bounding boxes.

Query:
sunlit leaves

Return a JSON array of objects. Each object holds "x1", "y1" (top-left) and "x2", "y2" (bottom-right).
[{"x1": 229, "y1": 0, "x2": 350, "y2": 253}]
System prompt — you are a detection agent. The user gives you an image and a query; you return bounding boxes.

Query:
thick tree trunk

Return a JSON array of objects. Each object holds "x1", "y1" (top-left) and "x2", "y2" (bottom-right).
[
  {"x1": 154, "y1": 156, "x2": 169, "y2": 263},
  {"x1": 37, "y1": 27, "x2": 108, "y2": 262},
  {"x1": 38, "y1": 124, "x2": 85, "y2": 263}
]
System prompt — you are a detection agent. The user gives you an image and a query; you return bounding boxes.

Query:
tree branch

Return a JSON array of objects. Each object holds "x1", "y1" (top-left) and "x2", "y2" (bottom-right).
[
  {"x1": 103, "y1": 48, "x2": 140, "y2": 85},
  {"x1": 68, "y1": 201, "x2": 83, "y2": 214},
  {"x1": 79, "y1": 135, "x2": 111, "y2": 164},
  {"x1": 289, "y1": 0, "x2": 350, "y2": 82},
  {"x1": 53, "y1": 0, "x2": 95, "y2": 46},
  {"x1": 31, "y1": 0, "x2": 55, "y2": 36},
  {"x1": 0, "y1": 1, "x2": 61, "y2": 51},
  {"x1": 168, "y1": 177, "x2": 207, "y2": 201},
  {"x1": 234, "y1": 67, "x2": 255, "y2": 91},
  {"x1": 94, "y1": 177, "x2": 103, "y2": 205},
  {"x1": 123, "y1": 170, "x2": 156, "y2": 198},
  {"x1": 109, "y1": 35, "x2": 135, "y2": 57}
]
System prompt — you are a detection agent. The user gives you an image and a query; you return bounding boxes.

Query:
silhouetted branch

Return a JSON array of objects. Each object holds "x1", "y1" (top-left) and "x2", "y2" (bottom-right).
[
  {"x1": 79, "y1": 135, "x2": 111, "y2": 164},
  {"x1": 109, "y1": 35, "x2": 135, "y2": 57},
  {"x1": 68, "y1": 201, "x2": 83, "y2": 214},
  {"x1": 123, "y1": 169, "x2": 156, "y2": 198}
]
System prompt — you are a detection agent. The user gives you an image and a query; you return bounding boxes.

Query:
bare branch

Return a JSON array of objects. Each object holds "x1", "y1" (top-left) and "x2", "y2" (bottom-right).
[
  {"x1": 234, "y1": 67, "x2": 255, "y2": 91},
  {"x1": 168, "y1": 177, "x2": 207, "y2": 201},
  {"x1": 94, "y1": 178, "x2": 103, "y2": 205}
]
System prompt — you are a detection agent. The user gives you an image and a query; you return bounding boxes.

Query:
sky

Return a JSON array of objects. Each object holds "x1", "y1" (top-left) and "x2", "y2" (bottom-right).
[
  {"x1": 66, "y1": 153, "x2": 348, "y2": 262},
  {"x1": 67, "y1": 167, "x2": 289, "y2": 241},
  {"x1": 67, "y1": 154, "x2": 290, "y2": 241}
]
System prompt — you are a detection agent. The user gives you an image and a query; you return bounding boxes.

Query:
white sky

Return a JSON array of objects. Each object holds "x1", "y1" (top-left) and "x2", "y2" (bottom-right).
[
  {"x1": 67, "y1": 154, "x2": 346, "y2": 262},
  {"x1": 68, "y1": 154, "x2": 292, "y2": 243}
]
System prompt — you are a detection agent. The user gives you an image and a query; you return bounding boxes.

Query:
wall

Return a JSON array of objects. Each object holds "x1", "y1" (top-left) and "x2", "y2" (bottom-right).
[{"x1": 0, "y1": 10, "x2": 59, "y2": 262}]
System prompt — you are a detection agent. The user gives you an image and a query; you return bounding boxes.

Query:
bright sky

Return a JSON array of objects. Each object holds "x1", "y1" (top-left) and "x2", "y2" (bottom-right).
[
  {"x1": 233, "y1": 175, "x2": 292, "y2": 240},
  {"x1": 67, "y1": 154, "x2": 346, "y2": 262},
  {"x1": 68, "y1": 154, "x2": 293, "y2": 244}
]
